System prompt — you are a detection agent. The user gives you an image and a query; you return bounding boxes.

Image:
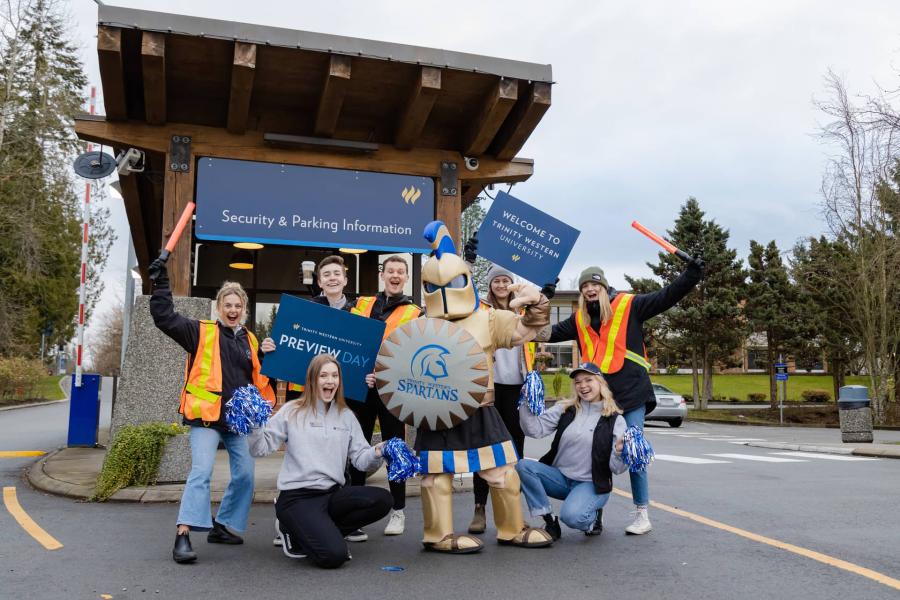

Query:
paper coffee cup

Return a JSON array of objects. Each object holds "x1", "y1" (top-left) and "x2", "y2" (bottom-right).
[{"x1": 301, "y1": 260, "x2": 316, "y2": 285}]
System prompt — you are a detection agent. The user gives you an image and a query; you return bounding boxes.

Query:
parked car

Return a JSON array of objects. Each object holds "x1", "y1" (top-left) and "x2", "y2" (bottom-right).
[{"x1": 646, "y1": 383, "x2": 687, "y2": 427}]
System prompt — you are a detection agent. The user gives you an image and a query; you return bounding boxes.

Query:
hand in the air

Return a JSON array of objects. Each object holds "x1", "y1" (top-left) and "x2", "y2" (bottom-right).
[
  {"x1": 148, "y1": 256, "x2": 168, "y2": 282},
  {"x1": 463, "y1": 233, "x2": 479, "y2": 263},
  {"x1": 540, "y1": 278, "x2": 559, "y2": 300},
  {"x1": 508, "y1": 283, "x2": 541, "y2": 310},
  {"x1": 365, "y1": 373, "x2": 376, "y2": 388},
  {"x1": 688, "y1": 255, "x2": 706, "y2": 276},
  {"x1": 261, "y1": 337, "x2": 276, "y2": 353}
]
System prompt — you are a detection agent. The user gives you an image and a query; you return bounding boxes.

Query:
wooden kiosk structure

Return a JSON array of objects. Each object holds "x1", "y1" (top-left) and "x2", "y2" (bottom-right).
[{"x1": 76, "y1": 5, "x2": 553, "y2": 312}]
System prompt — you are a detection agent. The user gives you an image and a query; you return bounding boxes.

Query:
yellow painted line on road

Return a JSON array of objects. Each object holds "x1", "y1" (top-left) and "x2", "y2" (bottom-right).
[
  {"x1": 2, "y1": 487, "x2": 63, "y2": 550},
  {"x1": 613, "y1": 488, "x2": 900, "y2": 592},
  {"x1": 0, "y1": 450, "x2": 46, "y2": 458}
]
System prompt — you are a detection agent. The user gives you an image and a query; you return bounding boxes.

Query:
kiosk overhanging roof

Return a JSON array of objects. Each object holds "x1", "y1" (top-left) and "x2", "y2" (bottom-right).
[{"x1": 96, "y1": 4, "x2": 553, "y2": 156}]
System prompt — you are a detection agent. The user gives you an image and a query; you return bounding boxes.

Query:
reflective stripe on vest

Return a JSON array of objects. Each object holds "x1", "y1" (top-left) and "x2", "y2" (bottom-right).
[
  {"x1": 180, "y1": 321, "x2": 275, "y2": 422},
  {"x1": 523, "y1": 342, "x2": 536, "y2": 372},
  {"x1": 354, "y1": 296, "x2": 421, "y2": 340},
  {"x1": 288, "y1": 382, "x2": 304, "y2": 392},
  {"x1": 575, "y1": 294, "x2": 650, "y2": 374}
]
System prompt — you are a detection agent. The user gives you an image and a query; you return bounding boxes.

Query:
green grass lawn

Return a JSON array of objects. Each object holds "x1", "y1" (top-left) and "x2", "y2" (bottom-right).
[
  {"x1": 1, "y1": 375, "x2": 67, "y2": 405},
  {"x1": 542, "y1": 372, "x2": 868, "y2": 402}
]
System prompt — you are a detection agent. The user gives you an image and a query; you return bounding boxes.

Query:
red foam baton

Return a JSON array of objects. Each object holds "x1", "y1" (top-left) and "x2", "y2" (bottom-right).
[
  {"x1": 631, "y1": 220, "x2": 692, "y2": 263},
  {"x1": 151, "y1": 202, "x2": 196, "y2": 280}
]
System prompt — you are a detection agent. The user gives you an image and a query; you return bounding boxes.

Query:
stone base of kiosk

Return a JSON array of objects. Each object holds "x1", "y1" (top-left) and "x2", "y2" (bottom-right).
[{"x1": 112, "y1": 295, "x2": 212, "y2": 483}]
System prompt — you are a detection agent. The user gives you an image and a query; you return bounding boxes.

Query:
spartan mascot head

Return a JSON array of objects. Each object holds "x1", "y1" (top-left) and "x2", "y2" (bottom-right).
[
  {"x1": 411, "y1": 344, "x2": 450, "y2": 381},
  {"x1": 422, "y1": 221, "x2": 480, "y2": 320}
]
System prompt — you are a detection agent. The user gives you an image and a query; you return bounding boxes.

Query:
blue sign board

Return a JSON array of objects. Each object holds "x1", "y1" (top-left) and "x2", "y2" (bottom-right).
[
  {"x1": 775, "y1": 363, "x2": 789, "y2": 381},
  {"x1": 476, "y1": 191, "x2": 580, "y2": 285},
  {"x1": 261, "y1": 294, "x2": 386, "y2": 401},
  {"x1": 195, "y1": 158, "x2": 435, "y2": 253}
]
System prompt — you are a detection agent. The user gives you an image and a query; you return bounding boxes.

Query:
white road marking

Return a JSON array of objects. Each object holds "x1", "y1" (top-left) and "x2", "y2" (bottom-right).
[
  {"x1": 705, "y1": 453, "x2": 806, "y2": 463},
  {"x1": 699, "y1": 437, "x2": 764, "y2": 442},
  {"x1": 769, "y1": 452, "x2": 878, "y2": 461},
  {"x1": 647, "y1": 431, "x2": 708, "y2": 436},
  {"x1": 654, "y1": 454, "x2": 732, "y2": 464}
]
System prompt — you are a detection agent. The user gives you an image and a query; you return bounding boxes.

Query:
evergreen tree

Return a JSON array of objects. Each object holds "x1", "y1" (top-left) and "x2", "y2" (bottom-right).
[
  {"x1": 745, "y1": 240, "x2": 806, "y2": 408},
  {"x1": 646, "y1": 198, "x2": 745, "y2": 408},
  {"x1": 0, "y1": 0, "x2": 114, "y2": 356},
  {"x1": 460, "y1": 196, "x2": 490, "y2": 294}
]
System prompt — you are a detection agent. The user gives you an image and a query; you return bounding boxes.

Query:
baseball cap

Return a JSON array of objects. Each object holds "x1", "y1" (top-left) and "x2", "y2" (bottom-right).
[{"x1": 569, "y1": 362, "x2": 602, "y2": 378}]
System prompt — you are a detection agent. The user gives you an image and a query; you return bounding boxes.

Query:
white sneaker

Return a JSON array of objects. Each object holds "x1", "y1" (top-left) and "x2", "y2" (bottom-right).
[
  {"x1": 273, "y1": 516, "x2": 283, "y2": 546},
  {"x1": 384, "y1": 509, "x2": 405, "y2": 536},
  {"x1": 625, "y1": 506, "x2": 652, "y2": 535},
  {"x1": 281, "y1": 531, "x2": 307, "y2": 559}
]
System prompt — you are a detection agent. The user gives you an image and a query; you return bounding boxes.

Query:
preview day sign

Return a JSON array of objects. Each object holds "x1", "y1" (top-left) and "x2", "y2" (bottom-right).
[
  {"x1": 476, "y1": 191, "x2": 580, "y2": 285},
  {"x1": 261, "y1": 295, "x2": 386, "y2": 401}
]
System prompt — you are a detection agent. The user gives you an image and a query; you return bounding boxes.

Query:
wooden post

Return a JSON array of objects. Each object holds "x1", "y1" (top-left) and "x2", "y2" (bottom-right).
[
  {"x1": 435, "y1": 180, "x2": 462, "y2": 248},
  {"x1": 162, "y1": 156, "x2": 195, "y2": 296}
]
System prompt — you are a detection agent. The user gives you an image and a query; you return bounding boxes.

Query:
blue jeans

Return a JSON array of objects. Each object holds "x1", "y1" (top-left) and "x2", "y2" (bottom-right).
[
  {"x1": 624, "y1": 404, "x2": 649, "y2": 506},
  {"x1": 515, "y1": 459, "x2": 609, "y2": 532},
  {"x1": 177, "y1": 426, "x2": 255, "y2": 533}
]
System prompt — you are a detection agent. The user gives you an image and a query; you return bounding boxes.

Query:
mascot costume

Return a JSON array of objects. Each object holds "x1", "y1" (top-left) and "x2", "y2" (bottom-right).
[{"x1": 413, "y1": 221, "x2": 554, "y2": 553}]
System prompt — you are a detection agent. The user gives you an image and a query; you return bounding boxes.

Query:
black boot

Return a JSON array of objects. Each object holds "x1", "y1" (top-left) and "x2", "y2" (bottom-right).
[
  {"x1": 173, "y1": 532, "x2": 197, "y2": 564},
  {"x1": 585, "y1": 508, "x2": 603, "y2": 536},
  {"x1": 207, "y1": 520, "x2": 243, "y2": 545},
  {"x1": 542, "y1": 514, "x2": 561, "y2": 541}
]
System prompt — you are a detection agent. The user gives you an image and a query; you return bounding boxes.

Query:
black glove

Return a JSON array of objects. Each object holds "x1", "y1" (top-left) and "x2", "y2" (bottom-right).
[
  {"x1": 688, "y1": 255, "x2": 705, "y2": 277},
  {"x1": 148, "y1": 256, "x2": 169, "y2": 285},
  {"x1": 463, "y1": 233, "x2": 479, "y2": 263},
  {"x1": 540, "y1": 278, "x2": 559, "y2": 300}
]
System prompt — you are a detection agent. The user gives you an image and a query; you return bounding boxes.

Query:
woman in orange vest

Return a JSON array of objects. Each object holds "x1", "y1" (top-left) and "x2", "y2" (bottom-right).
[
  {"x1": 467, "y1": 264, "x2": 535, "y2": 535},
  {"x1": 148, "y1": 258, "x2": 275, "y2": 564},
  {"x1": 536, "y1": 260, "x2": 703, "y2": 535}
]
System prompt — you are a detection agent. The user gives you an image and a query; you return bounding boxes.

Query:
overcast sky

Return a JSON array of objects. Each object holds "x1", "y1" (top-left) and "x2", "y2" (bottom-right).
[{"x1": 71, "y1": 1, "x2": 900, "y2": 346}]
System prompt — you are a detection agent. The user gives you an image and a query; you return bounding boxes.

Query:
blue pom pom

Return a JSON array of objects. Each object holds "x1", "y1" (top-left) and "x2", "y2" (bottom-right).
[
  {"x1": 382, "y1": 437, "x2": 420, "y2": 482},
  {"x1": 224, "y1": 385, "x2": 273, "y2": 436},
  {"x1": 518, "y1": 370, "x2": 545, "y2": 415},
  {"x1": 621, "y1": 425, "x2": 654, "y2": 473}
]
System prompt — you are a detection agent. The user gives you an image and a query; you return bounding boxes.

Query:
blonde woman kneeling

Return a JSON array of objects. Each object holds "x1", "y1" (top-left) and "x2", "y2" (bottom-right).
[
  {"x1": 516, "y1": 362, "x2": 627, "y2": 540},
  {"x1": 248, "y1": 355, "x2": 391, "y2": 568}
]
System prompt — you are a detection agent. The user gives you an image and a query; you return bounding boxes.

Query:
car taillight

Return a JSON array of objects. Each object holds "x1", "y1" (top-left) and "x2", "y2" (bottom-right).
[{"x1": 679, "y1": 398, "x2": 686, "y2": 405}]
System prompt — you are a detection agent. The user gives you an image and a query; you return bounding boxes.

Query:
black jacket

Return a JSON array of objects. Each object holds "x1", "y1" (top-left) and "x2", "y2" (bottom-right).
[
  {"x1": 150, "y1": 281, "x2": 262, "y2": 430},
  {"x1": 540, "y1": 409, "x2": 616, "y2": 494},
  {"x1": 356, "y1": 291, "x2": 419, "y2": 321},
  {"x1": 550, "y1": 264, "x2": 702, "y2": 414}
]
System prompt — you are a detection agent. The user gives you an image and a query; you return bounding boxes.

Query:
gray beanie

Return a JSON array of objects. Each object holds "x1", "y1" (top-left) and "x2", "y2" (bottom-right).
[
  {"x1": 578, "y1": 266, "x2": 608, "y2": 290},
  {"x1": 487, "y1": 264, "x2": 515, "y2": 285}
]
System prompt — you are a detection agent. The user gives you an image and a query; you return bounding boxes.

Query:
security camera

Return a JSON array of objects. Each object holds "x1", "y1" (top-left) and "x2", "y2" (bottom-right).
[
  {"x1": 116, "y1": 148, "x2": 145, "y2": 176},
  {"x1": 464, "y1": 156, "x2": 479, "y2": 171}
]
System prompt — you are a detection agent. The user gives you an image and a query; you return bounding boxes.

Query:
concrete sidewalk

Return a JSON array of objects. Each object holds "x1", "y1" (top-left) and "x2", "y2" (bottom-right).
[
  {"x1": 26, "y1": 446, "x2": 473, "y2": 503},
  {"x1": 741, "y1": 440, "x2": 900, "y2": 458}
]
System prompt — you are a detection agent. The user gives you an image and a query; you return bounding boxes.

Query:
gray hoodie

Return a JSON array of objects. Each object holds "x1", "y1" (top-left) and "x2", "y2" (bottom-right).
[{"x1": 249, "y1": 399, "x2": 382, "y2": 491}]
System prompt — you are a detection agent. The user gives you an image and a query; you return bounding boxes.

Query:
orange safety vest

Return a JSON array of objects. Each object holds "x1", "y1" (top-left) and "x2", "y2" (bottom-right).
[
  {"x1": 180, "y1": 321, "x2": 275, "y2": 422},
  {"x1": 575, "y1": 293, "x2": 651, "y2": 374},
  {"x1": 523, "y1": 341, "x2": 536, "y2": 372},
  {"x1": 352, "y1": 296, "x2": 422, "y2": 339}
]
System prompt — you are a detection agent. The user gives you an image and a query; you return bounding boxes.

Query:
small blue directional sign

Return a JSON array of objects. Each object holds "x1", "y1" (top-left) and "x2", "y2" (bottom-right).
[{"x1": 774, "y1": 363, "x2": 789, "y2": 382}]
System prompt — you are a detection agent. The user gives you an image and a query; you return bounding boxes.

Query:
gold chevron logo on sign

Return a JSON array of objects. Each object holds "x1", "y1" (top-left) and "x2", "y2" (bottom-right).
[
  {"x1": 402, "y1": 186, "x2": 422, "y2": 205},
  {"x1": 511, "y1": 255, "x2": 521, "y2": 262}
]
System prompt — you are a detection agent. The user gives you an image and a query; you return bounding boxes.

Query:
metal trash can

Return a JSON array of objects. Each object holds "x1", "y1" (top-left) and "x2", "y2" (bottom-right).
[
  {"x1": 67, "y1": 374, "x2": 102, "y2": 447},
  {"x1": 837, "y1": 385, "x2": 873, "y2": 443}
]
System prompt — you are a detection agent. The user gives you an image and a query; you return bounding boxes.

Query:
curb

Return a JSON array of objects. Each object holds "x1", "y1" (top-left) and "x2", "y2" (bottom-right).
[
  {"x1": 743, "y1": 441, "x2": 900, "y2": 459},
  {"x1": 687, "y1": 416, "x2": 900, "y2": 431},
  {"x1": 25, "y1": 448, "x2": 95, "y2": 499},
  {"x1": 0, "y1": 398, "x2": 68, "y2": 412}
]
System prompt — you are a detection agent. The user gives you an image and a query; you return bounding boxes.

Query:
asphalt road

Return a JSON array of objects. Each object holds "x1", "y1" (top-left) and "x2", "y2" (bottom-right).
[{"x1": 2, "y1": 396, "x2": 899, "y2": 600}]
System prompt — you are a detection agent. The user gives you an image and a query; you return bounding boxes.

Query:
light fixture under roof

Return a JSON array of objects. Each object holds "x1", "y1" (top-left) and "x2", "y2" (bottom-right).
[
  {"x1": 229, "y1": 250, "x2": 254, "y2": 270},
  {"x1": 339, "y1": 248, "x2": 367, "y2": 254},
  {"x1": 233, "y1": 241, "x2": 264, "y2": 250}
]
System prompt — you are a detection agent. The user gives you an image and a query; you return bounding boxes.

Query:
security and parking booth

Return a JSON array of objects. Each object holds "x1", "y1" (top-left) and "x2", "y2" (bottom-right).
[
  {"x1": 76, "y1": 4, "x2": 553, "y2": 480},
  {"x1": 837, "y1": 385, "x2": 873, "y2": 444}
]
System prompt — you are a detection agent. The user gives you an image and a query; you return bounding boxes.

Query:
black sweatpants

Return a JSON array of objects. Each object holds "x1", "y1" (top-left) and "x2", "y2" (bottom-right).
[
  {"x1": 473, "y1": 383, "x2": 526, "y2": 505},
  {"x1": 348, "y1": 388, "x2": 407, "y2": 509},
  {"x1": 276, "y1": 485, "x2": 392, "y2": 569}
]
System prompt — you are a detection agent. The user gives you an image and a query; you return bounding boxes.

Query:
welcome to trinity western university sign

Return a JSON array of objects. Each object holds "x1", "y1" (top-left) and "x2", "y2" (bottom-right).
[{"x1": 195, "y1": 158, "x2": 435, "y2": 253}]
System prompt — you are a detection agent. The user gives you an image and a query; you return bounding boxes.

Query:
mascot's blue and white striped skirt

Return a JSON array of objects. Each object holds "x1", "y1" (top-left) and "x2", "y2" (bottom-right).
[{"x1": 415, "y1": 405, "x2": 519, "y2": 474}]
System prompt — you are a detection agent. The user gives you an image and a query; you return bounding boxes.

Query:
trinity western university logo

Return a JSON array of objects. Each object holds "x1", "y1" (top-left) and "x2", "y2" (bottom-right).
[
  {"x1": 411, "y1": 344, "x2": 450, "y2": 382},
  {"x1": 401, "y1": 185, "x2": 422, "y2": 205}
]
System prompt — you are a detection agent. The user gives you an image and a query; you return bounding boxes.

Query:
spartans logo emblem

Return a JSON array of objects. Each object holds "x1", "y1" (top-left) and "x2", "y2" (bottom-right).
[{"x1": 375, "y1": 318, "x2": 488, "y2": 430}]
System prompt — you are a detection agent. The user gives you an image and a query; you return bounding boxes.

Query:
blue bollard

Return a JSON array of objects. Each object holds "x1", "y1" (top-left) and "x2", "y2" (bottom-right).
[{"x1": 67, "y1": 374, "x2": 102, "y2": 447}]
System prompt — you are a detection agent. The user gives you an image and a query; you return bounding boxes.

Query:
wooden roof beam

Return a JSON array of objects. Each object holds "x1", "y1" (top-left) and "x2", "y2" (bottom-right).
[
  {"x1": 461, "y1": 184, "x2": 484, "y2": 210},
  {"x1": 314, "y1": 55, "x2": 352, "y2": 137},
  {"x1": 97, "y1": 26, "x2": 127, "y2": 120},
  {"x1": 141, "y1": 32, "x2": 166, "y2": 125},
  {"x1": 490, "y1": 81, "x2": 551, "y2": 160},
  {"x1": 463, "y1": 77, "x2": 517, "y2": 157},
  {"x1": 227, "y1": 42, "x2": 257, "y2": 134},
  {"x1": 116, "y1": 172, "x2": 152, "y2": 280},
  {"x1": 394, "y1": 66, "x2": 441, "y2": 150}
]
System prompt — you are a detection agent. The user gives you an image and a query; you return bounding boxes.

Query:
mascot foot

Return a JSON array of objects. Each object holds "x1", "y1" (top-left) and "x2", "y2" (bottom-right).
[
  {"x1": 423, "y1": 534, "x2": 484, "y2": 554},
  {"x1": 498, "y1": 527, "x2": 554, "y2": 548}
]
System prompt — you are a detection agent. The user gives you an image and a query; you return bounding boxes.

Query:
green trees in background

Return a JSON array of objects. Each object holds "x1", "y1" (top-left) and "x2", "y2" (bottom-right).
[
  {"x1": 0, "y1": 0, "x2": 113, "y2": 357},
  {"x1": 460, "y1": 196, "x2": 490, "y2": 294}
]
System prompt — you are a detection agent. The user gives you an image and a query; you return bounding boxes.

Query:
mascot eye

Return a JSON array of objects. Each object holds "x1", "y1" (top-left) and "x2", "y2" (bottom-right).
[
  {"x1": 446, "y1": 274, "x2": 468, "y2": 289},
  {"x1": 424, "y1": 282, "x2": 441, "y2": 293}
]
